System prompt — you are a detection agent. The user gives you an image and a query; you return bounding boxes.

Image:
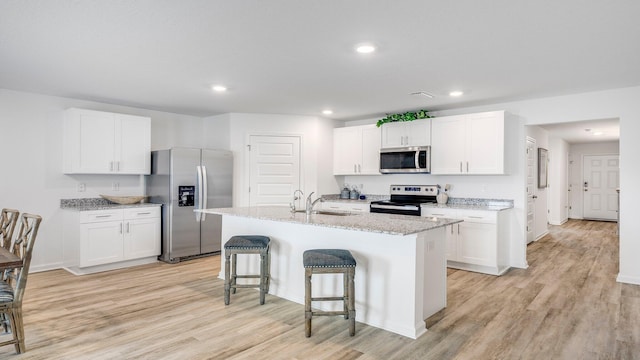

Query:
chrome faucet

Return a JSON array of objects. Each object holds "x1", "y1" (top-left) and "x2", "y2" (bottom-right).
[
  {"x1": 306, "y1": 192, "x2": 323, "y2": 215},
  {"x1": 291, "y1": 189, "x2": 304, "y2": 212}
]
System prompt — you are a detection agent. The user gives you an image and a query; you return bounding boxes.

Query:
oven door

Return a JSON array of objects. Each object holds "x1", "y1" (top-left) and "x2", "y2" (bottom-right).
[{"x1": 379, "y1": 146, "x2": 430, "y2": 173}]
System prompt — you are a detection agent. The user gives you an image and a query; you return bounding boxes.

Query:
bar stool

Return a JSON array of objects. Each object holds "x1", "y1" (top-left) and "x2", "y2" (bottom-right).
[
  {"x1": 303, "y1": 249, "x2": 356, "y2": 337},
  {"x1": 224, "y1": 235, "x2": 270, "y2": 305}
]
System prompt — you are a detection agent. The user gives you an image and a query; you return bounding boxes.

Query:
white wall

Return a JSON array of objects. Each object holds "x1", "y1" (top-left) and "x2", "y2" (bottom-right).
[
  {"x1": 202, "y1": 113, "x2": 231, "y2": 150},
  {"x1": 0, "y1": 89, "x2": 204, "y2": 272},
  {"x1": 568, "y1": 141, "x2": 620, "y2": 219},
  {"x1": 224, "y1": 113, "x2": 340, "y2": 207},
  {"x1": 548, "y1": 137, "x2": 570, "y2": 225}
]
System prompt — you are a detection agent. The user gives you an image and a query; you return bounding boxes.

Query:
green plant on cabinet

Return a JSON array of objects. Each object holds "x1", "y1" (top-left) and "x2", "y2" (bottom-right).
[{"x1": 376, "y1": 109, "x2": 432, "y2": 127}]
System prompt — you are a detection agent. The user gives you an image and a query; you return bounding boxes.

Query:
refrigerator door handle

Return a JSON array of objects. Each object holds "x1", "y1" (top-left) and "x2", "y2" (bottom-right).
[
  {"x1": 201, "y1": 165, "x2": 208, "y2": 221},
  {"x1": 196, "y1": 165, "x2": 203, "y2": 222}
]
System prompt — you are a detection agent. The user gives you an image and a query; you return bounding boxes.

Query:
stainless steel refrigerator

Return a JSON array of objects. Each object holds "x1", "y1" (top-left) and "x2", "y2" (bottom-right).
[{"x1": 146, "y1": 148, "x2": 233, "y2": 263}]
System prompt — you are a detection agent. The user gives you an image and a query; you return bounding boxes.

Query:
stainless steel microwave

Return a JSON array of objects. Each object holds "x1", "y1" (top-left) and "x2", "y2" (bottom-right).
[{"x1": 379, "y1": 146, "x2": 431, "y2": 174}]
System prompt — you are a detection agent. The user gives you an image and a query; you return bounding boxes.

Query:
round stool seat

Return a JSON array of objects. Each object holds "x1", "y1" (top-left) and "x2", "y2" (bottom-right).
[
  {"x1": 225, "y1": 235, "x2": 270, "y2": 250},
  {"x1": 303, "y1": 249, "x2": 356, "y2": 268}
]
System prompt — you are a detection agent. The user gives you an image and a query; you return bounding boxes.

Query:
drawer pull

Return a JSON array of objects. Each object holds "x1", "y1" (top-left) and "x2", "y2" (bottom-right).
[
  {"x1": 95, "y1": 215, "x2": 112, "y2": 218},
  {"x1": 468, "y1": 216, "x2": 484, "y2": 219},
  {"x1": 432, "y1": 213, "x2": 445, "y2": 217},
  {"x1": 137, "y1": 212, "x2": 151, "y2": 215}
]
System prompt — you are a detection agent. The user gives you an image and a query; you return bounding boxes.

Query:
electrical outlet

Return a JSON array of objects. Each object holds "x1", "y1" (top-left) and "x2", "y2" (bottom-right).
[
  {"x1": 77, "y1": 183, "x2": 85, "y2": 192},
  {"x1": 112, "y1": 182, "x2": 119, "y2": 191}
]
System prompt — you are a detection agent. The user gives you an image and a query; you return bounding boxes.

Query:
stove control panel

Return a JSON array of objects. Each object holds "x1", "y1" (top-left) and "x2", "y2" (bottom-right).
[{"x1": 389, "y1": 185, "x2": 439, "y2": 196}]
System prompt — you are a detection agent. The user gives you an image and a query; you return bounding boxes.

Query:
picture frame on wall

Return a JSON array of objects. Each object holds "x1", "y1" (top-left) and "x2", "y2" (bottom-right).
[{"x1": 538, "y1": 148, "x2": 548, "y2": 188}]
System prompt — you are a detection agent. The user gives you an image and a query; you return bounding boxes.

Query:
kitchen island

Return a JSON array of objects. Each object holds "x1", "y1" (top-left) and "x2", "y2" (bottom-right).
[{"x1": 198, "y1": 206, "x2": 461, "y2": 339}]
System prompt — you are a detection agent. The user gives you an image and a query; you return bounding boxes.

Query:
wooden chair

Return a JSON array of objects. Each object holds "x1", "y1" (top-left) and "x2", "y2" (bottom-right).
[
  {"x1": 0, "y1": 209, "x2": 19, "y2": 250},
  {"x1": 0, "y1": 213, "x2": 42, "y2": 354}
]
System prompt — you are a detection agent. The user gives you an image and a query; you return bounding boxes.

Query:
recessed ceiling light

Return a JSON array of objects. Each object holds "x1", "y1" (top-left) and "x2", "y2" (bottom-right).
[
  {"x1": 212, "y1": 85, "x2": 227, "y2": 92},
  {"x1": 355, "y1": 44, "x2": 376, "y2": 54},
  {"x1": 449, "y1": 91, "x2": 464, "y2": 97},
  {"x1": 322, "y1": 110, "x2": 333, "y2": 115}
]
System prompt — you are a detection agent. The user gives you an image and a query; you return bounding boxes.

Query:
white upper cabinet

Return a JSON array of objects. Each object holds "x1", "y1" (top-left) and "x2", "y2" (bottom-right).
[
  {"x1": 380, "y1": 118, "x2": 431, "y2": 148},
  {"x1": 333, "y1": 124, "x2": 381, "y2": 175},
  {"x1": 64, "y1": 108, "x2": 151, "y2": 174},
  {"x1": 431, "y1": 111, "x2": 505, "y2": 175}
]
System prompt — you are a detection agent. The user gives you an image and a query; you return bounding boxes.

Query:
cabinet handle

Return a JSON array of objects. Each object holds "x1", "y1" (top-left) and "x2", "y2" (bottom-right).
[
  {"x1": 126, "y1": 222, "x2": 130, "y2": 233},
  {"x1": 450, "y1": 225, "x2": 453, "y2": 234},
  {"x1": 405, "y1": 136, "x2": 408, "y2": 145},
  {"x1": 432, "y1": 213, "x2": 445, "y2": 216},
  {"x1": 460, "y1": 162, "x2": 462, "y2": 173},
  {"x1": 466, "y1": 161, "x2": 469, "y2": 172},
  {"x1": 468, "y1": 216, "x2": 484, "y2": 219},
  {"x1": 458, "y1": 224, "x2": 460, "y2": 234},
  {"x1": 116, "y1": 161, "x2": 120, "y2": 172},
  {"x1": 119, "y1": 223, "x2": 123, "y2": 234},
  {"x1": 353, "y1": 164, "x2": 357, "y2": 173},
  {"x1": 358, "y1": 164, "x2": 361, "y2": 173},
  {"x1": 137, "y1": 212, "x2": 151, "y2": 215},
  {"x1": 110, "y1": 161, "x2": 114, "y2": 172},
  {"x1": 95, "y1": 215, "x2": 112, "y2": 218}
]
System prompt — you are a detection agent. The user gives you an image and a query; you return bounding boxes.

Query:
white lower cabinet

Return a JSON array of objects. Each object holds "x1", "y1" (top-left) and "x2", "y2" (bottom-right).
[
  {"x1": 321, "y1": 201, "x2": 370, "y2": 213},
  {"x1": 422, "y1": 207, "x2": 510, "y2": 275},
  {"x1": 64, "y1": 206, "x2": 161, "y2": 274}
]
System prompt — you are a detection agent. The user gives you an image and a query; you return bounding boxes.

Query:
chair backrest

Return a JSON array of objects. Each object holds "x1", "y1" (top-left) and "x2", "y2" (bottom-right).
[
  {"x1": 5, "y1": 213, "x2": 41, "y2": 304},
  {"x1": 0, "y1": 209, "x2": 20, "y2": 250}
]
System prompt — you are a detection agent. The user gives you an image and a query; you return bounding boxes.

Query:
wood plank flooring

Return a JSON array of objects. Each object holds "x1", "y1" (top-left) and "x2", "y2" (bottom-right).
[{"x1": 1, "y1": 219, "x2": 638, "y2": 359}]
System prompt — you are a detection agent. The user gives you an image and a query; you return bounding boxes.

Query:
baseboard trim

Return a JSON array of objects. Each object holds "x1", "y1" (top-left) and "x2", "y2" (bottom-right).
[
  {"x1": 617, "y1": 273, "x2": 640, "y2": 285},
  {"x1": 30, "y1": 262, "x2": 64, "y2": 273}
]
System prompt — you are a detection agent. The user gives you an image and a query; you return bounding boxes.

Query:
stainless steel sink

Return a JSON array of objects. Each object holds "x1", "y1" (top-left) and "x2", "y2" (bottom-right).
[
  {"x1": 313, "y1": 210, "x2": 353, "y2": 216},
  {"x1": 293, "y1": 210, "x2": 354, "y2": 216}
]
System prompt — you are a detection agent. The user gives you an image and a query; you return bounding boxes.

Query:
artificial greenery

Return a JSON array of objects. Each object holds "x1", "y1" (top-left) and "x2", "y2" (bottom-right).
[{"x1": 375, "y1": 109, "x2": 432, "y2": 127}]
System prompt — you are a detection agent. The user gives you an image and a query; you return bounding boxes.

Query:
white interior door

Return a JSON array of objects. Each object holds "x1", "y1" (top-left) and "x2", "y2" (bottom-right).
[
  {"x1": 526, "y1": 137, "x2": 536, "y2": 244},
  {"x1": 583, "y1": 155, "x2": 619, "y2": 220},
  {"x1": 249, "y1": 135, "x2": 301, "y2": 206}
]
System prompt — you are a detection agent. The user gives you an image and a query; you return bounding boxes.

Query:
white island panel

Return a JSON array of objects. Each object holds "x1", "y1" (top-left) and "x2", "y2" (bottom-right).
[{"x1": 205, "y1": 207, "x2": 455, "y2": 339}]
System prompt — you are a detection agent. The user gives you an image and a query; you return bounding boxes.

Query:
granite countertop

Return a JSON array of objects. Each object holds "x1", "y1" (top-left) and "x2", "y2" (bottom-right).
[
  {"x1": 421, "y1": 197, "x2": 514, "y2": 211},
  {"x1": 199, "y1": 206, "x2": 461, "y2": 236},
  {"x1": 60, "y1": 198, "x2": 162, "y2": 211}
]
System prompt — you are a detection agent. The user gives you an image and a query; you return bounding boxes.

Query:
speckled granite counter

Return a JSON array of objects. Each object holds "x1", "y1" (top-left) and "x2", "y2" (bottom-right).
[
  {"x1": 421, "y1": 198, "x2": 513, "y2": 211},
  {"x1": 60, "y1": 198, "x2": 161, "y2": 211},
  {"x1": 199, "y1": 206, "x2": 461, "y2": 235}
]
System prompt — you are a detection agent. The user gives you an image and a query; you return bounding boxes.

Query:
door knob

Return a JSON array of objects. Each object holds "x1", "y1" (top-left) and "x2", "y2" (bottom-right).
[{"x1": 532, "y1": 195, "x2": 537, "y2": 199}]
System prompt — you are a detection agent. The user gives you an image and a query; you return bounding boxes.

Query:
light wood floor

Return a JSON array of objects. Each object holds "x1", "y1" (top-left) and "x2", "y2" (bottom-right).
[{"x1": 1, "y1": 220, "x2": 637, "y2": 359}]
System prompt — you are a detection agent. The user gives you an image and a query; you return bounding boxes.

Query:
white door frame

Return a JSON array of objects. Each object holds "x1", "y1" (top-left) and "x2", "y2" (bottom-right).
[{"x1": 526, "y1": 137, "x2": 536, "y2": 244}]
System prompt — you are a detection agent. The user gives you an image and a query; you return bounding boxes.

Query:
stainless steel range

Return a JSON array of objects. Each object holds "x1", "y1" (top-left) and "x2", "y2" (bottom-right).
[{"x1": 370, "y1": 185, "x2": 438, "y2": 216}]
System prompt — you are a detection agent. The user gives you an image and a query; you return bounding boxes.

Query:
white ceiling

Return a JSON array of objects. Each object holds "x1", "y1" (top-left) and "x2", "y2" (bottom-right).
[
  {"x1": 1, "y1": 1, "x2": 638, "y2": 132},
  {"x1": 538, "y1": 118, "x2": 620, "y2": 144}
]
